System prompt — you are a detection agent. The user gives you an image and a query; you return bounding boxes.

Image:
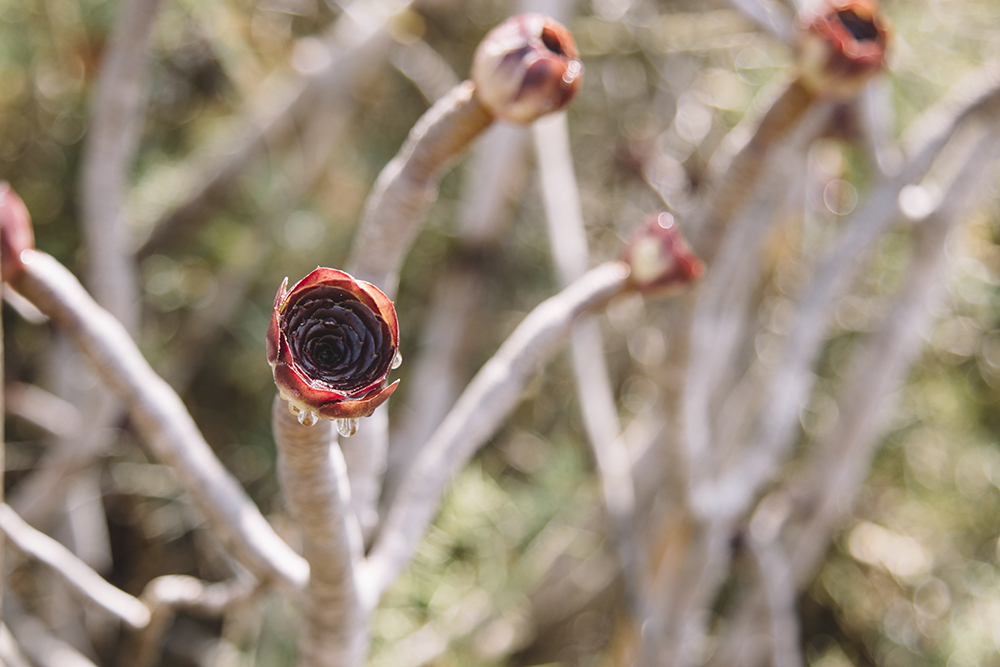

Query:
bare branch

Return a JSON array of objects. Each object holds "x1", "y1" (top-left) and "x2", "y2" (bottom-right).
[
  {"x1": 0, "y1": 624, "x2": 32, "y2": 667},
  {"x1": 364, "y1": 262, "x2": 630, "y2": 604},
  {"x1": 5, "y1": 601, "x2": 99, "y2": 667},
  {"x1": 346, "y1": 81, "x2": 493, "y2": 294},
  {"x1": 0, "y1": 503, "x2": 151, "y2": 630},
  {"x1": 80, "y1": 0, "x2": 163, "y2": 329},
  {"x1": 273, "y1": 396, "x2": 367, "y2": 666},
  {"x1": 134, "y1": 2, "x2": 401, "y2": 258},
  {"x1": 533, "y1": 112, "x2": 649, "y2": 620},
  {"x1": 132, "y1": 575, "x2": 259, "y2": 667},
  {"x1": 695, "y1": 59, "x2": 1000, "y2": 521},
  {"x1": 9, "y1": 252, "x2": 308, "y2": 591},
  {"x1": 271, "y1": 396, "x2": 368, "y2": 667}
]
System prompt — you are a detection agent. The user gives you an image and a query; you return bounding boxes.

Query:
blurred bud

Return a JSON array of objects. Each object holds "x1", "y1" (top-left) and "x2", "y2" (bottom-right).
[
  {"x1": 267, "y1": 268, "x2": 400, "y2": 428},
  {"x1": 622, "y1": 213, "x2": 703, "y2": 294},
  {"x1": 471, "y1": 13, "x2": 583, "y2": 124},
  {"x1": 0, "y1": 182, "x2": 35, "y2": 282},
  {"x1": 796, "y1": 0, "x2": 889, "y2": 99}
]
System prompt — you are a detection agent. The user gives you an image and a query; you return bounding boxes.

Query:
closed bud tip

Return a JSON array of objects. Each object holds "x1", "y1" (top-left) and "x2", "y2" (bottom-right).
[
  {"x1": 622, "y1": 213, "x2": 703, "y2": 294},
  {"x1": 0, "y1": 182, "x2": 35, "y2": 282},
  {"x1": 471, "y1": 13, "x2": 583, "y2": 124},
  {"x1": 796, "y1": 0, "x2": 889, "y2": 99}
]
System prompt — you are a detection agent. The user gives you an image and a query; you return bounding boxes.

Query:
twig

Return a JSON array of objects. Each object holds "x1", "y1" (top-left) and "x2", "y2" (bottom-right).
[
  {"x1": 748, "y1": 499, "x2": 803, "y2": 667},
  {"x1": 273, "y1": 395, "x2": 367, "y2": 666},
  {"x1": 9, "y1": 252, "x2": 308, "y2": 591},
  {"x1": 788, "y1": 126, "x2": 1000, "y2": 583},
  {"x1": 7, "y1": 398, "x2": 117, "y2": 528},
  {"x1": 134, "y1": 1, "x2": 401, "y2": 258},
  {"x1": 383, "y1": 123, "x2": 529, "y2": 511},
  {"x1": 532, "y1": 111, "x2": 650, "y2": 620},
  {"x1": 4, "y1": 597, "x2": 99, "y2": 667},
  {"x1": 694, "y1": 58, "x2": 1000, "y2": 521},
  {"x1": 363, "y1": 261, "x2": 630, "y2": 604},
  {"x1": 342, "y1": 53, "x2": 491, "y2": 545},
  {"x1": 0, "y1": 503, "x2": 151, "y2": 629},
  {"x1": 4, "y1": 382, "x2": 83, "y2": 439},
  {"x1": 707, "y1": 119, "x2": 1000, "y2": 667},
  {"x1": 132, "y1": 574, "x2": 258, "y2": 667},
  {"x1": 79, "y1": 0, "x2": 163, "y2": 330},
  {"x1": 0, "y1": 624, "x2": 32, "y2": 667}
]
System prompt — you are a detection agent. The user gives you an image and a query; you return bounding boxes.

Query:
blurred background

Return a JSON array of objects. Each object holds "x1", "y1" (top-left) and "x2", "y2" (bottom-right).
[{"x1": 3, "y1": 0, "x2": 1000, "y2": 665}]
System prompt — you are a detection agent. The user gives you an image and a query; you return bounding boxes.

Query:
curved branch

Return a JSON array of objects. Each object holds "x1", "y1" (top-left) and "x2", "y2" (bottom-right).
[
  {"x1": 9, "y1": 252, "x2": 308, "y2": 591},
  {"x1": 363, "y1": 262, "x2": 630, "y2": 605}
]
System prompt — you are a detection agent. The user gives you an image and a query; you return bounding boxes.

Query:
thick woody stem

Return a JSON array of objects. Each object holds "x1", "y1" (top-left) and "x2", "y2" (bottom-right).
[
  {"x1": 343, "y1": 79, "x2": 492, "y2": 540},
  {"x1": 347, "y1": 81, "x2": 494, "y2": 294},
  {"x1": 363, "y1": 262, "x2": 630, "y2": 603},
  {"x1": 272, "y1": 396, "x2": 367, "y2": 667},
  {"x1": 691, "y1": 79, "x2": 815, "y2": 269},
  {"x1": 10, "y1": 252, "x2": 308, "y2": 591}
]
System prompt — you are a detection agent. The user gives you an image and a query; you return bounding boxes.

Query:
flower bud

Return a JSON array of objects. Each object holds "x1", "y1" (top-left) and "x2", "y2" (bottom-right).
[
  {"x1": 796, "y1": 0, "x2": 888, "y2": 100},
  {"x1": 471, "y1": 13, "x2": 583, "y2": 124},
  {"x1": 622, "y1": 213, "x2": 703, "y2": 294},
  {"x1": 267, "y1": 268, "x2": 400, "y2": 427},
  {"x1": 0, "y1": 182, "x2": 35, "y2": 282}
]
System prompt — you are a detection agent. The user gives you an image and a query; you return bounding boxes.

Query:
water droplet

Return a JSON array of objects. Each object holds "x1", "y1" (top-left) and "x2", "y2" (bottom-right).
[
  {"x1": 391, "y1": 350, "x2": 403, "y2": 369},
  {"x1": 295, "y1": 408, "x2": 318, "y2": 427},
  {"x1": 337, "y1": 418, "x2": 358, "y2": 437}
]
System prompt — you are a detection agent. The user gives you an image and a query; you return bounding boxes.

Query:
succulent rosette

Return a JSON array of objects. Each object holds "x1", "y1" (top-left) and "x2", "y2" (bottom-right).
[
  {"x1": 471, "y1": 13, "x2": 583, "y2": 124},
  {"x1": 267, "y1": 268, "x2": 400, "y2": 425},
  {"x1": 622, "y1": 213, "x2": 704, "y2": 294},
  {"x1": 796, "y1": 0, "x2": 889, "y2": 99}
]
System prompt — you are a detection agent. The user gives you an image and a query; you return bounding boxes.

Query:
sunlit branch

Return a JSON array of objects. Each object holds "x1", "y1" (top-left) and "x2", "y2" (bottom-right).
[
  {"x1": 363, "y1": 262, "x2": 630, "y2": 604},
  {"x1": 9, "y1": 252, "x2": 308, "y2": 591}
]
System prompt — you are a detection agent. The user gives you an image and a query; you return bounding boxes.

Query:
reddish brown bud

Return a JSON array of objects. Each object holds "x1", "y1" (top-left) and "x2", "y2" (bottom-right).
[
  {"x1": 0, "y1": 182, "x2": 35, "y2": 282},
  {"x1": 267, "y1": 268, "x2": 400, "y2": 427},
  {"x1": 622, "y1": 213, "x2": 703, "y2": 294},
  {"x1": 796, "y1": 0, "x2": 889, "y2": 99},
  {"x1": 471, "y1": 13, "x2": 583, "y2": 124}
]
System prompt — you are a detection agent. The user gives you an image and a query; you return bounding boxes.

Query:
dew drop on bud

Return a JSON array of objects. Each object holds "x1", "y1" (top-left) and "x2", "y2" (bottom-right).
[
  {"x1": 297, "y1": 409, "x2": 319, "y2": 427},
  {"x1": 337, "y1": 418, "x2": 359, "y2": 437},
  {"x1": 392, "y1": 350, "x2": 403, "y2": 370}
]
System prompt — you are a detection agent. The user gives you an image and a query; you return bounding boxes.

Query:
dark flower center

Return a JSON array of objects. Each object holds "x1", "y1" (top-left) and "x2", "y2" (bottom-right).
[
  {"x1": 282, "y1": 286, "x2": 394, "y2": 393},
  {"x1": 837, "y1": 9, "x2": 878, "y2": 42}
]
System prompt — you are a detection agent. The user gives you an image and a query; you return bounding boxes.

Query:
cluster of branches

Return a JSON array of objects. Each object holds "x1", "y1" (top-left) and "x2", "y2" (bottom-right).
[{"x1": 1, "y1": 0, "x2": 999, "y2": 666}]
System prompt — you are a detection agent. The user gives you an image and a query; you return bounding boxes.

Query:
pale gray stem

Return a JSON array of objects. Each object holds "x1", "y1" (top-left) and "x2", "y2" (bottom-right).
[
  {"x1": 694, "y1": 61, "x2": 1000, "y2": 521},
  {"x1": 132, "y1": 575, "x2": 258, "y2": 667},
  {"x1": 384, "y1": 123, "x2": 529, "y2": 511},
  {"x1": 0, "y1": 624, "x2": 32, "y2": 667},
  {"x1": 346, "y1": 81, "x2": 493, "y2": 295},
  {"x1": 80, "y1": 0, "x2": 162, "y2": 331},
  {"x1": 10, "y1": 252, "x2": 308, "y2": 591},
  {"x1": 4, "y1": 598, "x2": 98, "y2": 667},
  {"x1": 344, "y1": 73, "x2": 493, "y2": 544},
  {"x1": 363, "y1": 262, "x2": 630, "y2": 605},
  {"x1": 273, "y1": 396, "x2": 367, "y2": 667},
  {"x1": 532, "y1": 112, "x2": 649, "y2": 619},
  {"x1": 135, "y1": 0, "x2": 400, "y2": 258},
  {"x1": 0, "y1": 504, "x2": 151, "y2": 629}
]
